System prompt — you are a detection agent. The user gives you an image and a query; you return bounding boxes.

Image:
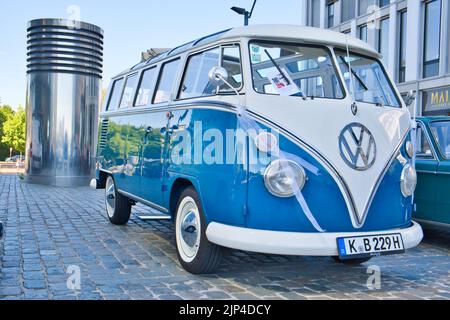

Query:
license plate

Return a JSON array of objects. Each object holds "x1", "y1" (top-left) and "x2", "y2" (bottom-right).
[{"x1": 337, "y1": 233, "x2": 405, "y2": 260}]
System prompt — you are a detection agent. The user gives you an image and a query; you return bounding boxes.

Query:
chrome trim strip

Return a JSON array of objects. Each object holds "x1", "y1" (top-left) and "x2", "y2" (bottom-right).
[
  {"x1": 135, "y1": 215, "x2": 172, "y2": 221},
  {"x1": 416, "y1": 170, "x2": 437, "y2": 175},
  {"x1": 99, "y1": 169, "x2": 112, "y2": 175},
  {"x1": 117, "y1": 189, "x2": 169, "y2": 214}
]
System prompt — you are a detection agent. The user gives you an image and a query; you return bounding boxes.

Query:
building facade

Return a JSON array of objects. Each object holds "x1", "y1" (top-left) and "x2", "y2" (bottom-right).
[{"x1": 300, "y1": 0, "x2": 450, "y2": 116}]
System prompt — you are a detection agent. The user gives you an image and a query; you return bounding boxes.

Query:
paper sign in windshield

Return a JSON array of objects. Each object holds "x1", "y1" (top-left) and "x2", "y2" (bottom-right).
[{"x1": 266, "y1": 68, "x2": 301, "y2": 97}]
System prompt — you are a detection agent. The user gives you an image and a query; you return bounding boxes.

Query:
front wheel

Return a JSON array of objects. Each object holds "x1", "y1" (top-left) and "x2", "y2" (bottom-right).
[
  {"x1": 105, "y1": 176, "x2": 131, "y2": 225},
  {"x1": 175, "y1": 187, "x2": 224, "y2": 274}
]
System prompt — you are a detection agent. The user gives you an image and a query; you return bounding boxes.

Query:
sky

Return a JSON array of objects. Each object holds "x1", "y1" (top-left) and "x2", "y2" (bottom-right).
[{"x1": 0, "y1": 0, "x2": 304, "y2": 109}]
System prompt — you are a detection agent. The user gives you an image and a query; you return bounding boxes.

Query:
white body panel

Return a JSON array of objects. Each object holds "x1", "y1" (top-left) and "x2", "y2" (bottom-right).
[
  {"x1": 245, "y1": 94, "x2": 411, "y2": 228},
  {"x1": 206, "y1": 222, "x2": 423, "y2": 256}
]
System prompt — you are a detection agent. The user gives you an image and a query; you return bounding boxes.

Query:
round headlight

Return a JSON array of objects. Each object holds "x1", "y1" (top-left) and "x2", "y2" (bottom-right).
[
  {"x1": 405, "y1": 141, "x2": 414, "y2": 158},
  {"x1": 400, "y1": 164, "x2": 417, "y2": 197},
  {"x1": 264, "y1": 159, "x2": 306, "y2": 198}
]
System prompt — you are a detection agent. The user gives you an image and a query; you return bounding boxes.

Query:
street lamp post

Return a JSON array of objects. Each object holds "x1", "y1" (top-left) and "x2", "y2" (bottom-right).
[
  {"x1": 231, "y1": 0, "x2": 258, "y2": 26},
  {"x1": 9, "y1": 147, "x2": 12, "y2": 159}
]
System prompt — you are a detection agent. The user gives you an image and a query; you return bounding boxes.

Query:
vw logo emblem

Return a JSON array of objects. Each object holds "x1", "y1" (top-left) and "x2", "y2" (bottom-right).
[{"x1": 339, "y1": 123, "x2": 377, "y2": 171}]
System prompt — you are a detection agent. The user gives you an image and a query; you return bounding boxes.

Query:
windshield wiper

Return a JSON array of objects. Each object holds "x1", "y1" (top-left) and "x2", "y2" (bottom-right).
[
  {"x1": 339, "y1": 56, "x2": 368, "y2": 91},
  {"x1": 264, "y1": 49, "x2": 307, "y2": 99}
]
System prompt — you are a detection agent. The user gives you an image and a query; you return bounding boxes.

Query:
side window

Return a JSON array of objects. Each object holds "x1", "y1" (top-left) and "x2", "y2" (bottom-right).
[
  {"x1": 416, "y1": 125, "x2": 433, "y2": 158},
  {"x1": 221, "y1": 46, "x2": 242, "y2": 91},
  {"x1": 135, "y1": 67, "x2": 157, "y2": 107},
  {"x1": 107, "y1": 78, "x2": 124, "y2": 111},
  {"x1": 153, "y1": 59, "x2": 180, "y2": 104},
  {"x1": 119, "y1": 74, "x2": 139, "y2": 109},
  {"x1": 179, "y1": 48, "x2": 220, "y2": 99}
]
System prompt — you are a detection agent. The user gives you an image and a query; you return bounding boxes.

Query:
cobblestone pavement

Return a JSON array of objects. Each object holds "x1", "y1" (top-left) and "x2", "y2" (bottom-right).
[{"x1": 0, "y1": 174, "x2": 449, "y2": 300}]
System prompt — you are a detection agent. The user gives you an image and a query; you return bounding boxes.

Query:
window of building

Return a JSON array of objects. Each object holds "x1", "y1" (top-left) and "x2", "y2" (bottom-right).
[
  {"x1": 107, "y1": 78, "x2": 124, "y2": 111},
  {"x1": 377, "y1": 17, "x2": 390, "y2": 65},
  {"x1": 448, "y1": 2, "x2": 450, "y2": 73},
  {"x1": 378, "y1": 0, "x2": 389, "y2": 8},
  {"x1": 398, "y1": 11, "x2": 407, "y2": 83},
  {"x1": 423, "y1": 0, "x2": 442, "y2": 78},
  {"x1": 341, "y1": 0, "x2": 356, "y2": 23},
  {"x1": 359, "y1": 25, "x2": 368, "y2": 42},
  {"x1": 359, "y1": 0, "x2": 370, "y2": 15},
  {"x1": 309, "y1": 0, "x2": 321, "y2": 27},
  {"x1": 119, "y1": 74, "x2": 139, "y2": 109},
  {"x1": 134, "y1": 67, "x2": 157, "y2": 107},
  {"x1": 327, "y1": 1, "x2": 335, "y2": 27},
  {"x1": 153, "y1": 59, "x2": 180, "y2": 104}
]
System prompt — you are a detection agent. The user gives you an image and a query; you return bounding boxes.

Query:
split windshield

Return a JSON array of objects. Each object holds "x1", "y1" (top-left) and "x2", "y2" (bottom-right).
[
  {"x1": 249, "y1": 41, "x2": 401, "y2": 108},
  {"x1": 335, "y1": 50, "x2": 400, "y2": 108},
  {"x1": 249, "y1": 42, "x2": 344, "y2": 99}
]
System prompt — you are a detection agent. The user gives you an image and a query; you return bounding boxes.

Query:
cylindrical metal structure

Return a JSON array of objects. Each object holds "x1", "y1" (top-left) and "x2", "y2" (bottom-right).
[{"x1": 25, "y1": 18, "x2": 104, "y2": 187}]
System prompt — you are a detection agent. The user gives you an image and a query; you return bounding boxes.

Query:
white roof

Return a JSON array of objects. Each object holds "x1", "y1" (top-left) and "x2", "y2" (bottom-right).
[
  {"x1": 221, "y1": 24, "x2": 379, "y2": 57},
  {"x1": 114, "y1": 24, "x2": 379, "y2": 78}
]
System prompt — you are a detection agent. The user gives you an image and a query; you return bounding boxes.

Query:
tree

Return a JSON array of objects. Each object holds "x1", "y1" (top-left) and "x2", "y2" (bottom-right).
[
  {"x1": 1, "y1": 107, "x2": 26, "y2": 156},
  {"x1": 0, "y1": 105, "x2": 14, "y2": 160}
]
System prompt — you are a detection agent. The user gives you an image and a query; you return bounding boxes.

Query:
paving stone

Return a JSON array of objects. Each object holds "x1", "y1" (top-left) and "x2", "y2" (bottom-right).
[{"x1": 0, "y1": 174, "x2": 449, "y2": 301}]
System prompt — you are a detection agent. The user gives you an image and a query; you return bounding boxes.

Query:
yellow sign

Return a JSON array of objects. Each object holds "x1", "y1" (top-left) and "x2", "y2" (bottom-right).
[{"x1": 423, "y1": 87, "x2": 450, "y2": 115}]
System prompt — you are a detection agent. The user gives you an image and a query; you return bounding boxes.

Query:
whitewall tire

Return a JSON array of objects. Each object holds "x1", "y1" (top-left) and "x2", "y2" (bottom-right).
[
  {"x1": 105, "y1": 176, "x2": 131, "y2": 225},
  {"x1": 175, "y1": 187, "x2": 224, "y2": 274}
]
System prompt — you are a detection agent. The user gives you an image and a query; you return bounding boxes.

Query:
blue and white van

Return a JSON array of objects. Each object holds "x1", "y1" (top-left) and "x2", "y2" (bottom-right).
[{"x1": 92, "y1": 25, "x2": 423, "y2": 274}]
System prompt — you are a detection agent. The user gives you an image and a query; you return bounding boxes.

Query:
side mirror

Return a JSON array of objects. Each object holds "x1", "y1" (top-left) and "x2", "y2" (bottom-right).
[
  {"x1": 404, "y1": 90, "x2": 416, "y2": 106},
  {"x1": 208, "y1": 66, "x2": 229, "y2": 87}
]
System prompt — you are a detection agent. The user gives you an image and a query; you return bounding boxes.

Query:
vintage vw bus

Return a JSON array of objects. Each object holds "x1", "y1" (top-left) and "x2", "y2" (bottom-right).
[{"x1": 92, "y1": 25, "x2": 423, "y2": 274}]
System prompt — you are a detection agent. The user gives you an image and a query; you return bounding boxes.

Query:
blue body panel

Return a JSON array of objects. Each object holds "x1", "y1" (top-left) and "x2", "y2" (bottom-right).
[{"x1": 97, "y1": 105, "x2": 413, "y2": 233}]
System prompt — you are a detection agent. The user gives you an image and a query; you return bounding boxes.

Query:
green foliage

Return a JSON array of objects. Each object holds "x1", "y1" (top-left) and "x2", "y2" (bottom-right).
[
  {"x1": 1, "y1": 106, "x2": 26, "y2": 157},
  {"x1": 0, "y1": 105, "x2": 15, "y2": 160}
]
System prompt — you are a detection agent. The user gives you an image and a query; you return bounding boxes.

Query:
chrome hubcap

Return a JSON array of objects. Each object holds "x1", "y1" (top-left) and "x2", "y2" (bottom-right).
[
  {"x1": 176, "y1": 197, "x2": 201, "y2": 262},
  {"x1": 105, "y1": 178, "x2": 116, "y2": 218},
  {"x1": 181, "y1": 210, "x2": 198, "y2": 248}
]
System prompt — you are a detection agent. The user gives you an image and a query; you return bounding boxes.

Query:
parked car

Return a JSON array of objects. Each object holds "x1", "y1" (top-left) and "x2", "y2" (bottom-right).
[
  {"x1": 92, "y1": 25, "x2": 423, "y2": 274},
  {"x1": 414, "y1": 117, "x2": 450, "y2": 225},
  {"x1": 5, "y1": 155, "x2": 24, "y2": 163}
]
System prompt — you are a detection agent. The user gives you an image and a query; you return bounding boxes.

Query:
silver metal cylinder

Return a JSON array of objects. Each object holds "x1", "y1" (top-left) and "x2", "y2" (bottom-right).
[{"x1": 25, "y1": 19, "x2": 104, "y2": 187}]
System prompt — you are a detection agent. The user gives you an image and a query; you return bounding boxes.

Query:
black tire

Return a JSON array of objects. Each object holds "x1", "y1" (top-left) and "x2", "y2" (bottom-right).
[
  {"x1": 332, "y1": 256, "x2": 372, "y2": 265},
  {"x1": 105, "y1": 176, "x2": 131, "y2": 225},
  {"x1": 175, "y1": 186, "x2": 224, "y2": 274}
]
